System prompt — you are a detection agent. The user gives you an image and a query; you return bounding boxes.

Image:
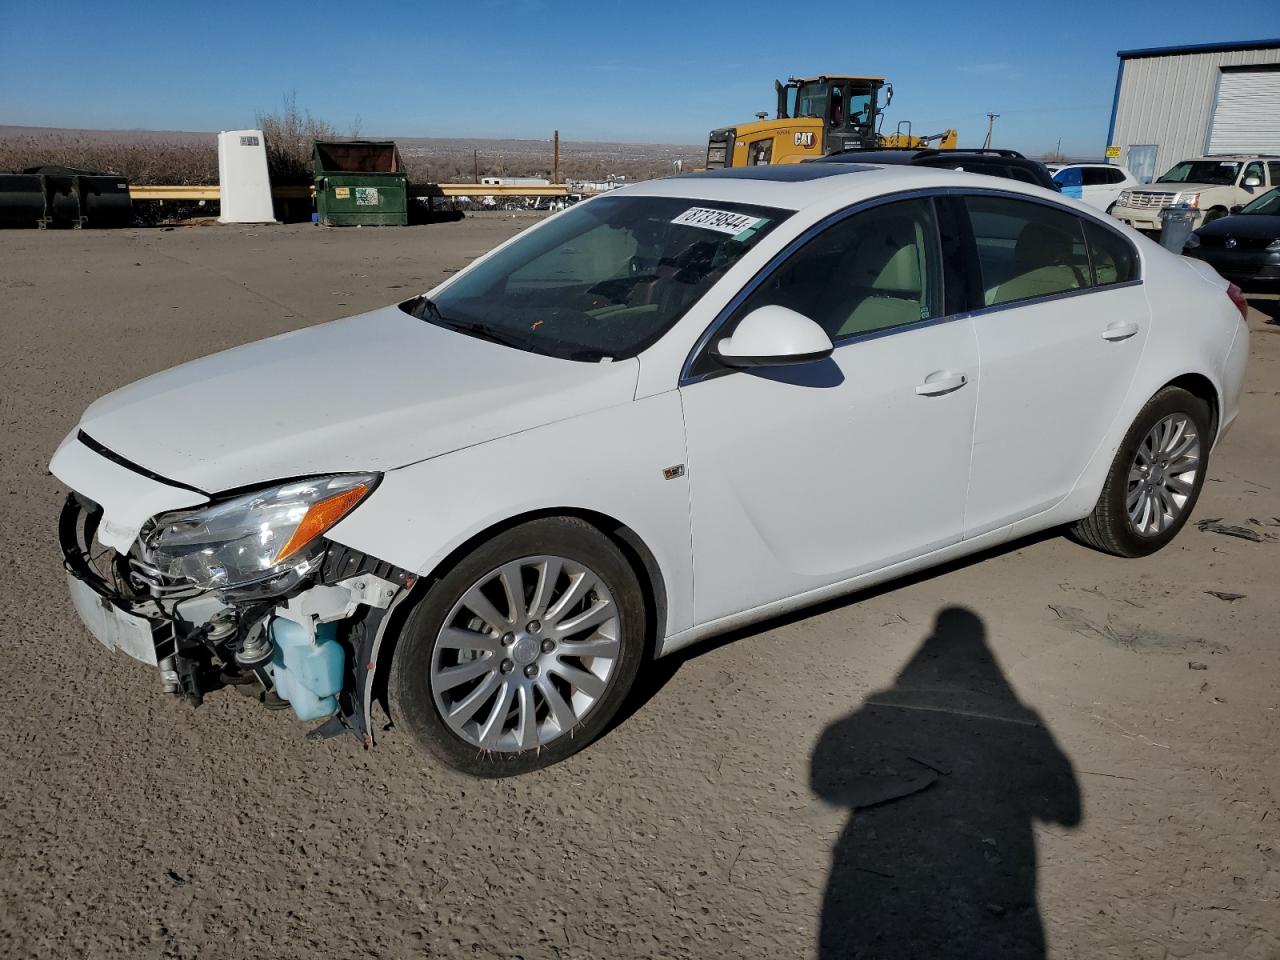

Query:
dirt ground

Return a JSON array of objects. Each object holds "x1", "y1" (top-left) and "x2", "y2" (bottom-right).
[{"x1": 1, "y1": 216, "x2": 1276, "y2": 960}]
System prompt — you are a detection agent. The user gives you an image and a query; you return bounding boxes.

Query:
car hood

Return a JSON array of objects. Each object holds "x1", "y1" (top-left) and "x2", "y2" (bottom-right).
[
  {"x1": 1138, "y1": 182, "x2": 1225, "y2": 194},
  {"x1": 1196, "y1": 214, "x2": 1280, "y2": 241},
  {"x1": 76, "y1": 305, "x2": 640, "y2": 493}
]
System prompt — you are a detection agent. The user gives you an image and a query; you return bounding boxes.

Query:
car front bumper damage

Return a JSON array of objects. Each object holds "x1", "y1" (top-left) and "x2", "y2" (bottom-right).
[{"x1": 56, "y1": 478, "x2": 413, "y2": 747}]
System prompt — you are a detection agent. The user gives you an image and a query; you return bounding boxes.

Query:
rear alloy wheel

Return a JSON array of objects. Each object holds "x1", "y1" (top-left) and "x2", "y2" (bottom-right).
[
  {"x1": 389, "y1": 518, "x2": 645, "y2": 776},
  {"x1": 1071, "y1": 386, "x2": 1211, "y2": 557}
]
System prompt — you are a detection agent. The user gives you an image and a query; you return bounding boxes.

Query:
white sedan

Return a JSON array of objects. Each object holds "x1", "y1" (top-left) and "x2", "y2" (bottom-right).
[{"x1": 52, "y1": 165, "x2": 1250, "y2": 776}]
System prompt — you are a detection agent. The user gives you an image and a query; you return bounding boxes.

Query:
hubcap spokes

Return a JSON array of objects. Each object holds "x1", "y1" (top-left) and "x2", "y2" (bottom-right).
[
  {"x1": 431, "y1": 555, "x2": 620, "y2": 752},
  {"x1": 1126, "y1": 413, "x2": 1200, "y2": 537}
]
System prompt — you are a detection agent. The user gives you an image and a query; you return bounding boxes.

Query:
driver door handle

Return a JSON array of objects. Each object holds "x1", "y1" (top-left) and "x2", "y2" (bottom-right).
[
  {"x1": 1102, "y1": 320, "x2": 1140, "y2": 341},
  {"x1": 915, "y1": 371, "x2": 969, "y2": 396}
]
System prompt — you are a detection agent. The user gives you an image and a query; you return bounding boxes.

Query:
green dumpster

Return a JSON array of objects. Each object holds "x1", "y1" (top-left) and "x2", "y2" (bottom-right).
[{"x1": 313, "y1": 140, "x2": 408, "y2": 226}]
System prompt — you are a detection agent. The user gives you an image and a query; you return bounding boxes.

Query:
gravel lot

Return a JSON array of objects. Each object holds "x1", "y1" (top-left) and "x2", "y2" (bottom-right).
[{"x1": 1, "y1": 217, "x2": 1277, "y2": 960}]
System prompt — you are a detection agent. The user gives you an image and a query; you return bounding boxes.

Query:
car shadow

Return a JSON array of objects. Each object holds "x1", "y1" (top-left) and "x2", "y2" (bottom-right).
[
  {"x1": 1248, "y1": 297, "x2": 1280, "y2": 325},
  {"x1": 614, "y1": 527, "x2": 1063, "y2": 731},
  {"x1": 810, "y1": 606, "x2": 1081, "y2": 958}
]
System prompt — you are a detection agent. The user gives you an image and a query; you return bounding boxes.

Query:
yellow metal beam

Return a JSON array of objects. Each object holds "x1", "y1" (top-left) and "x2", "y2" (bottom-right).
[
  {"x1": 127, "y1": 183, "x2": 575, "y2": 201},
  {"x1": 127, "y1": 184, "x2": 221, "y2": 201}
]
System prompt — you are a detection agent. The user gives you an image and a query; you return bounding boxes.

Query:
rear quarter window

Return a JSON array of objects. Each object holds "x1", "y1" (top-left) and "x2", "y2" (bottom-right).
[{"x1": 1082, "y1": 220, "x2": 1138, "y2": 286}]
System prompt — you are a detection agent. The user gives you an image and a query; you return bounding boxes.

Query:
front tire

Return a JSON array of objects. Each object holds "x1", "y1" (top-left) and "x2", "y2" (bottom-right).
[
  {"x1": 388, "y1": 517, "x2": 646, "y2": 777},
  {"x1": 1071, "y1": 386, "x2": 1211, "y2": 557}
]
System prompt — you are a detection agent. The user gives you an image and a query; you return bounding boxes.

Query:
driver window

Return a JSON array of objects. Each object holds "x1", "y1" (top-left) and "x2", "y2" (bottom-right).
[
  {"x1": 1242, "y1": 161, "x2": 1265, "y2": 184},
  {"x1": 731, "y1": 198, "x2": 943, "y2": 342}
]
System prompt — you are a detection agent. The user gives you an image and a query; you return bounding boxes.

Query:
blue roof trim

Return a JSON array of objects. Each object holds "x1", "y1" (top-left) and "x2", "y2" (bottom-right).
[
  {"x1": 1106, "y1": 57, "x2": 1125, "y2": 148},
  {"x1": 1117, "y1": 38, "x2": 1280, "y2": 59}
]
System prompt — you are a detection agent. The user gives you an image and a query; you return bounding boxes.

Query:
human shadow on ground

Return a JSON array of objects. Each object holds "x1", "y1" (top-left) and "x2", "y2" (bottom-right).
[{"x1": 810, "y1": 607, "x2": 1081, "y2": 960}]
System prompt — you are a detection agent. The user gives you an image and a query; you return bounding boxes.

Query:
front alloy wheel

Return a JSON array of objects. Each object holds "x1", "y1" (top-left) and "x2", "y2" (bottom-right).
[
  {"x1": 431, "y1": 555, "x2": 621, "y2": 752},
  {"x1": 389, "y1": 517, "x2": 645, "y2": 776}
]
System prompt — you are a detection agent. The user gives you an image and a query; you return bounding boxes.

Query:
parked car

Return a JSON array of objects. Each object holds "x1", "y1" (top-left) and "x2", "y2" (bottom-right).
[
  {"x1": 53, "y1": 164, "x2": 1249, "y2": 776},
  {"x1": 817, "y1": 148, "x2": 1059, "y2": 190},
  {"x1": 1184, "y1": 186, "x2": 1280, "y2": 289},
  {"x1": 1111, "y1": 155, "x2": 1280, "y2": 233},
  {"x1": 1047, "y1": 162, "x2": 1139, "y2": 212}
]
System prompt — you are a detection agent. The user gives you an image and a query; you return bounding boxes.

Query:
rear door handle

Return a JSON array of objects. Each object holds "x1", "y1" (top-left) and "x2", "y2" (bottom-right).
[
  {"x1": 1102, "y1": 320, "x2": 1140, "y2": 341},
  {"x1": 915, "y1": 371, "x2": 968, "y2": 396}
]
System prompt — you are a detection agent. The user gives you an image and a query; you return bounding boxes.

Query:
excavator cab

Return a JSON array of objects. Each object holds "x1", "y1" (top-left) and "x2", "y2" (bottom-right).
[
  {"x1": 706, "y1": 74, "x2": 954, "y2": 169},
  {"x1": 776, "y1": 75, "x2": 891, "y2": 153}
]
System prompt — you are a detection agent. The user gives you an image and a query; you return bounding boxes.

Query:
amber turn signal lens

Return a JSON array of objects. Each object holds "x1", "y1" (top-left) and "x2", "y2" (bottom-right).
[{"x1": 272, "y1": 483, "x2": 370, "y2": 564}]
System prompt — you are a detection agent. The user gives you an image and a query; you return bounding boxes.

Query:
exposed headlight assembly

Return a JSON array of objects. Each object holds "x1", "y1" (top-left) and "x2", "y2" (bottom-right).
[{"x1": 141, "y1": 474, "x2": 378, "y2": 596}]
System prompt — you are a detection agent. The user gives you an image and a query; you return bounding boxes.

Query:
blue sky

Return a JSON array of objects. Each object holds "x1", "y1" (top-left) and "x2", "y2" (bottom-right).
[{"x1": 0, "y1": 0, "x2": 1266, "y2": 155}]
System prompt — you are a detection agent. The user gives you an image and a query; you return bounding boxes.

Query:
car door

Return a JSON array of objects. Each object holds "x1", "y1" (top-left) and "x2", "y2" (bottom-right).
[
  {"x1": 959, "y1": 193, "x2": 1149, "y2": 538},
  {"x1": 679, "y1": 196, "x2": 979, "y2": 625}
]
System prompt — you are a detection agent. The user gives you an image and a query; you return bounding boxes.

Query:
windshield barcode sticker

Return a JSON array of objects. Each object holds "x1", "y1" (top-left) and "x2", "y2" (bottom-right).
[{"x1": 671, "y1": 207, "x2": 763, "y2": 236}]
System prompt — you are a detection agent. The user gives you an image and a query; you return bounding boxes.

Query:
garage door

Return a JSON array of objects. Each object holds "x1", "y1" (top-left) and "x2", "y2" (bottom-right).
[{"x1": 1207, "y1": 69, "x2": 1280, "y2": 154}]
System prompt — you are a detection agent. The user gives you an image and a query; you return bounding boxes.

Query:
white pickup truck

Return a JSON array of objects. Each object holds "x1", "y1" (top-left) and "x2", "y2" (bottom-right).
[{"x1": 1110, "y1": 155, "x2": 1280, "y2": 233}]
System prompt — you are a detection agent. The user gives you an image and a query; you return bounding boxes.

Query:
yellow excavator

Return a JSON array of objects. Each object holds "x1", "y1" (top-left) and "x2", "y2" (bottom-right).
[{"x1": 705, "y1": 75, "x2": 958, "y2": 169}]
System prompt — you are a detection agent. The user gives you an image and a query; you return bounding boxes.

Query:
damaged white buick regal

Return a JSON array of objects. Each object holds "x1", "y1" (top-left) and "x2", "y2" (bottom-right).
[{"x1": 53, "y1": 165, "x2": 1249, "y2": 776}]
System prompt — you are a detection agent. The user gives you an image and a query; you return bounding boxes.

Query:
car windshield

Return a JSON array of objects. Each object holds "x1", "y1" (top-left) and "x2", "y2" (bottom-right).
[
  {"x1": 1157, "y1": 160, "x2": 1240, "y2": 185},
  {"x1": 1239, "y1": 187, "x2": 1280, "y2": 216},
  {"x1": 414, "y1": 195, "x2": 789, "y2": 361}
]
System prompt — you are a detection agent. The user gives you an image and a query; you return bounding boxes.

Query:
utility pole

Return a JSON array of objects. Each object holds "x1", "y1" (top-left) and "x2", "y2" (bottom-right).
[
  {"x1": 553, "y1": 130, "x2": 560, "y2": 184},
  {"x1": 983, "y1": 112, "x2": 999, "y2": 150},
  {"x1": 473, "y1": 149, "x2": 479, "y2": 184}
]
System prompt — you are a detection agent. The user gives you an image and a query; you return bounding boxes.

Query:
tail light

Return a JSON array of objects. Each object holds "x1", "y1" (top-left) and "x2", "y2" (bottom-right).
[{"x1": 1226, "y1": 283, "x2": 1249, "y2": 320}]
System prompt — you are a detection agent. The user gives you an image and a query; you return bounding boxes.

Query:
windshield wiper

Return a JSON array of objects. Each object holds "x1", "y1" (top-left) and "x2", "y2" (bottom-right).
[{"x1": 411, "y1": 297, "x2": 541, "y2": 352}]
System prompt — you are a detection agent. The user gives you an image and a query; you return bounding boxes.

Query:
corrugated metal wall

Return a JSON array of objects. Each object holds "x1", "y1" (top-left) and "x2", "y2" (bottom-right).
[{"x1": 1112, "y1": 47, "x2": 1280, "y2": 177}]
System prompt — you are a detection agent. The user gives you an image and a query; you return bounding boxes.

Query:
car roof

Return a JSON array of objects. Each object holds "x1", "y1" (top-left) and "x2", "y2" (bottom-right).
[{"x1": 616, "y1": 163, "x2": 1058, "y2": 212}]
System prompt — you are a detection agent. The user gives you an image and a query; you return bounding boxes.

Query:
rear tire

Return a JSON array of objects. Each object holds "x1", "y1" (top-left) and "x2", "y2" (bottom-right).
[
  {"x1": 1071, "y1": 386, "x2": 1211, "y2": 557},
  {"x1": 388, "y1": 517, "x2": 646, "y2": 777}
]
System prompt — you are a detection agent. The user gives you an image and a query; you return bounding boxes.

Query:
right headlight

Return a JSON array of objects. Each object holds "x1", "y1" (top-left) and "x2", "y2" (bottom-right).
[
  {"x1": 141, "y1": 473, "x2": 378, "y2": 595},
  {"x1": 1184, "y1": 233, "x2": 1201, "y2": 250},
  {"x1": 1118, "y1": 190, "x2": 1132, "y2": 206}
]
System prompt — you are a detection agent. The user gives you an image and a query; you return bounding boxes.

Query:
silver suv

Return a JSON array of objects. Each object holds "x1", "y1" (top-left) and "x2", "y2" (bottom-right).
[{"x1": 1111, "y1": 155, "x2": 1280, "y2": 233}]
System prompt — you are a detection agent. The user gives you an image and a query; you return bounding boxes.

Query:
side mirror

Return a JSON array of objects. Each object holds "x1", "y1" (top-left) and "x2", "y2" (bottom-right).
[
  {"x1": 715, "y1": 305, "x2": 834, "y2": 368},
  {"x1": 1243, "y1": 176, "x2": 1262, "y2": 188}
]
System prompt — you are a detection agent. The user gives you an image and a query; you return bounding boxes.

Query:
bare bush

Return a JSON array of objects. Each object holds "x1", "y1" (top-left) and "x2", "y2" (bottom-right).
[
  {"x1": 0, "y1": 134, "x2": 217, "y2": 184},
  {"x1": 256, "y1": 93, "x2": 336, "y2": 183}
]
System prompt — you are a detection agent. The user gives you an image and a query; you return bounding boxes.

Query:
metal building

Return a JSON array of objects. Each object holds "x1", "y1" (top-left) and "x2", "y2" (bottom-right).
[{"x1": 1106, "y1": 39, "x2": 1280, "y2": 183}]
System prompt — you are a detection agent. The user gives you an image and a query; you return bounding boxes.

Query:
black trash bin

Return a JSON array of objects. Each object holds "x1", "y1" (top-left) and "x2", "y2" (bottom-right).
[
  {"x1": 1159, "y1": 205, "x2": 1197, "y2": 253},
  {"x1": 0, "y1": 174, "x2": 47, "y2": 228}
]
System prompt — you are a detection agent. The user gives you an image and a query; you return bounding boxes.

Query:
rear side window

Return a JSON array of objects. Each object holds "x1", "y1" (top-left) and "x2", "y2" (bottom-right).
[
  {"x1": 1081, "y1": 167, "x2": 1112, "y2": 186},
  {"x1": 1269, "y1": 161, "x2": 1280, "y2": 185},
  {"x1": 964, "y1": 196, "x2": 1091, "y2": 306},
  {"x1": 1107, "y1": 167, "x2": 1127, "y2": 184},
  {"x1": 1082, "y1": 220, "x2": 1138, "y2": 286}
]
